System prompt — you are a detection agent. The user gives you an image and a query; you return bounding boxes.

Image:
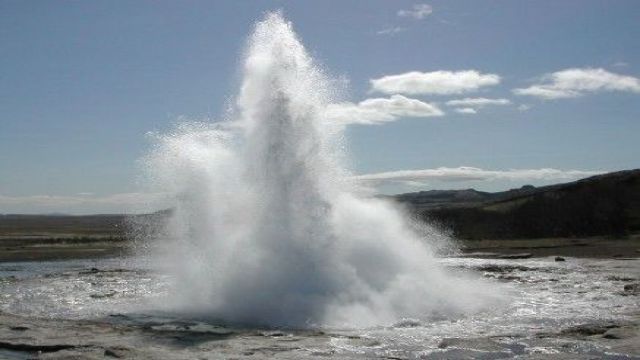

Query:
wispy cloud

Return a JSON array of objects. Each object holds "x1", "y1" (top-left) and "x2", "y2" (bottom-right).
[
  {"x1": 446, "y1": 97, "x2": 511, "y2": 107},
  {"x1": 446, "y1": 97, "x2": 511, "y2": 114},
  {"x1": 325, "y1": 95, "x2": 443, "y2": 125},
  {"x1": 355, "y1": 167, "x2": 602, "y2": 184},
  {"x1": 0, "y1": 192, "x2": 169, "y2": 215},
  {"x1": 370, "y1": 70, "x2": 501, "y2": 95},
  {"x1": 513, "y1": 68, "x2": 640, "y2": 99},
  {"x1": 397, "y1": 4, "x2": 433, "y2": 19},
  {"x1": 377, "y1": 26, "x2": 406, "y2": 36},
  {"x1": 454, "y1": 107, "x2": 477, "y2": 114}
]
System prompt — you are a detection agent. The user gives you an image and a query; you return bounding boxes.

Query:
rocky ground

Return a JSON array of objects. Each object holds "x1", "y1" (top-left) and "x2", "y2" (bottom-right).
[
  {"x1": 0, "y1": 255, "x2": 638, "y2": 359},
  {"x1": 459, "y1": 236, "x2": 640, "y2": 259},
  {"x1": 0, "y1": 309, "x2": 638, "y2": 359},
  {"x1": 0, "y1": 232, "x2": 638, "y2": 359}
]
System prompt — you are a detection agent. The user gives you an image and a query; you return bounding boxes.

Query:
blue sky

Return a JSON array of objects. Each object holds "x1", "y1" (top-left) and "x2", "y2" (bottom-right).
[{"x1": 1, "y1": 0, "x2": 639, "y2": 214}]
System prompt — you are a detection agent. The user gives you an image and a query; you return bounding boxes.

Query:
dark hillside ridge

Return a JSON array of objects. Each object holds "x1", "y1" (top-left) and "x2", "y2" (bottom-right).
[{"x1": 393, "y1": 169, "x2": 640, "y2": 240}]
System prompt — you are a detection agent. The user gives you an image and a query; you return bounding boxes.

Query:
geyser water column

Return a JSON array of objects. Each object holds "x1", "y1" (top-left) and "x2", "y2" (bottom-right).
[{"x1": 143, "y1": 12, "x2": 498, "y2": 328}]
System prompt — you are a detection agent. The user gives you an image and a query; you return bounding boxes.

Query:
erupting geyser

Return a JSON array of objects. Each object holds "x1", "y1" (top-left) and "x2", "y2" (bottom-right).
[{"x1": 142, "y1": 12, "x2": 498, "y2": 328}]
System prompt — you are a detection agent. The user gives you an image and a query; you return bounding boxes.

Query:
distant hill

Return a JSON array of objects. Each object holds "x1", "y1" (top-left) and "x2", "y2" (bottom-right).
[
  {"x1": 392, "y1": 185, "x2": 538, "y2": 210},
  {"x1": 393, "y1": 169, "x2": 640, "y2": 240},
  {"x1": 0, "y1": 214, "x2": 127, "y2": 237},
  {"x1": 2, "y1": 170, "x2": 639, "y2": 241},
  {"x1": 0, "y1": 210, "x2": 173, "y2": 239}
]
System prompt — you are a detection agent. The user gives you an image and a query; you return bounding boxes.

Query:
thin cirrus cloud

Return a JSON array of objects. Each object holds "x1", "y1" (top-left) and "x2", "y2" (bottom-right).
[
  {"x1": 397, "y1": 4, "x2": 433, "y2": 19},
  {"x1": 446, "y1": 97, "x2": 511, "y2": 114},
  {"x1": 370, "y1": 70, "x2": 501, "y2": 95},
  {"x1": 325, "y1": 94, "x2": 444, "y2": 125},
  {"x1": 513, "y1": 68, "x2": 640, "y2": 99},
  {"x1": 354, "y1": 167, "x2": 603, "y2": 184},
  {"x1": 446, "y1": 97, "x2": 511, "y2": 107},
  {"x1": 376, "y1": 26, "x2": 406, "y2": 36},
  {"x1": 454, "y1": 107, "x2": 477, "y2": 114}
]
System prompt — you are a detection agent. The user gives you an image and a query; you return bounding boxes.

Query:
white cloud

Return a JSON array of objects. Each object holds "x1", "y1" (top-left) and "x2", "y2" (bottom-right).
[
  {"x1": 446, "y1": 98, "x2": 511, "y2": 115},
  {"x1": 454, "y1": 107, "x2": 477, "y2": 114},
  {"x1": 358, "y1": 95, "x2": 444, "y2": 117},
  {"x1": 354, "y1": 167, "x2": 602, "y2": 184},
  {"x1": 446, "y1": 97, "x2": 511, "y2": 107},
  {"x1": 513, "y1": 68, "x2": 640, "y2": 99},
  {"x1": 370, "y1": 70, "x2": 501, "y2": 95},
  {"x1": 377, "y1": 26, "x2": 406, "y2": 35},
  {"x1": 514, "y1": 86, "x2": 579, "y2": 99},
  {"x1": 517, "y1": 104, "x2": 531, "y2": 111},
  {"x1": 325, "y1": 94, "x2": 444, "y2": 125},
  {"x1": 397, "y1": 4, "x2": 433, "y2": 19},
  {"x1": 398, "y1": 180, "x2": 430, "y2": 187},
  {"x1": 0, "y1": 192, "x2": 169, "y2": 215}
]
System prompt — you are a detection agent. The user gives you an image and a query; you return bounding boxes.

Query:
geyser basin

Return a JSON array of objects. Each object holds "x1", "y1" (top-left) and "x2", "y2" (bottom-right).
[
  {"x1": 0, "y1": 257, "x2": 638, "y2": 358},
  {"x1": 140, "y1": 12, "x2": 499, "y2": 328}
]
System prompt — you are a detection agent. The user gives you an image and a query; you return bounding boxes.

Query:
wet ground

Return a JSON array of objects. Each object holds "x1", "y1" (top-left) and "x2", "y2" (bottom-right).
[{"x1": 0, "y1": 256, "x2": 638, "y2": 359}]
